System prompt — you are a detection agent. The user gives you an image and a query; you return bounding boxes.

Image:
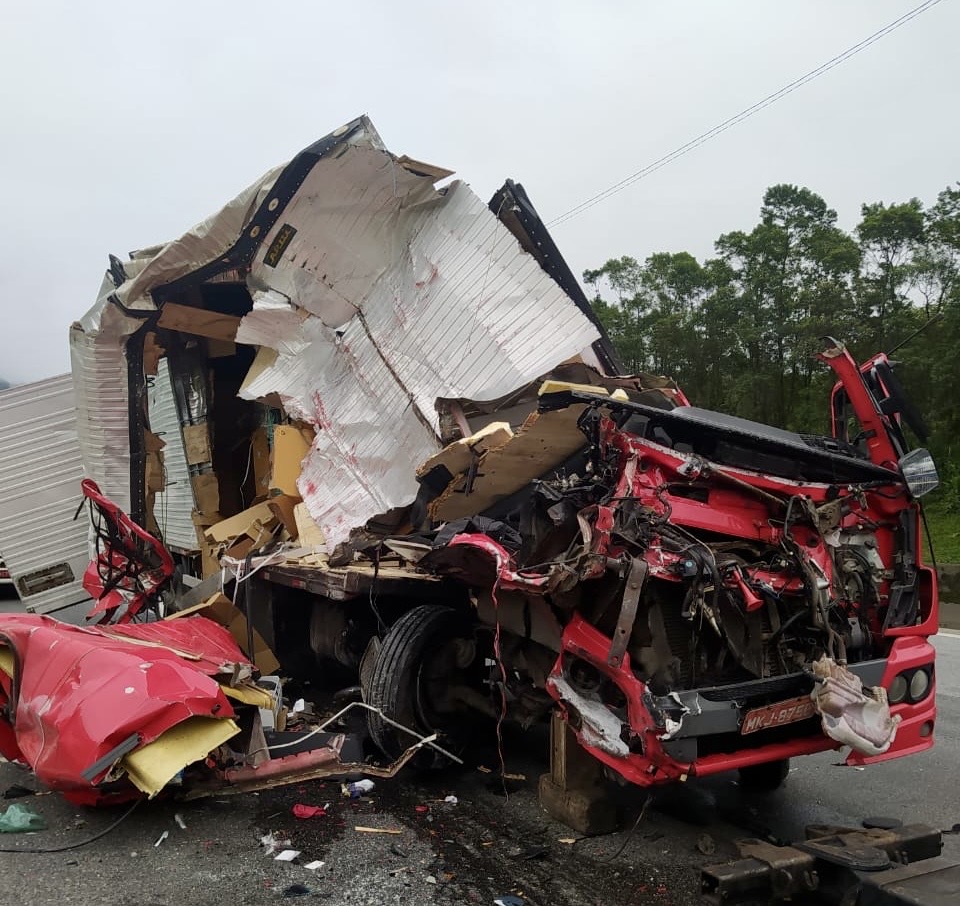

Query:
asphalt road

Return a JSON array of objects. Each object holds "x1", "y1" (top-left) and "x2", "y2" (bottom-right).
[{"x1": 0, "y1": 628, "x2": 956, "y2": 906}]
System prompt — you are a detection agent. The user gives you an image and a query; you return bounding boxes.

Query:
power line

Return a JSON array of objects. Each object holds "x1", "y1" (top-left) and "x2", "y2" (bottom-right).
[{"x1": 547, "y1": 0, "x2": 947, "y2": 229}]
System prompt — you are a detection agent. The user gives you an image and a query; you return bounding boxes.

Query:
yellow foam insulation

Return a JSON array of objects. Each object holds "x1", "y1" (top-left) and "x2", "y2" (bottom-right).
[
  {"x1": 122, "y1": 716, "x2": 240, "y2": 798},
  {"x1": 221, "y1": 682, "x2": 276, "y2": 709}
]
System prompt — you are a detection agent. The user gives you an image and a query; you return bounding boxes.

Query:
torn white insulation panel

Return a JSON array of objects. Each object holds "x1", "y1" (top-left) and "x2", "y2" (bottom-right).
[
  {"x1": 70, "y1": 116, "x2": 600, "y2": 545},
  {"x1": 239, "y1": 174, "x2": 599, "y2": 544}
]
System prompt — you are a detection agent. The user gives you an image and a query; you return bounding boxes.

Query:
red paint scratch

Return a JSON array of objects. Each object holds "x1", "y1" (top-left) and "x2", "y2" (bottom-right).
[{"x1": 311, "y1": 391, "x2": 332, "y2": 432}]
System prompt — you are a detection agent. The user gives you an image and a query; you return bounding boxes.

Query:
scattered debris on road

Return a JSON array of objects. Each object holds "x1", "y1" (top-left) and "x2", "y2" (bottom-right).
[{"x1": 0, "y1": 803, "x2": 46, "y2": 833}]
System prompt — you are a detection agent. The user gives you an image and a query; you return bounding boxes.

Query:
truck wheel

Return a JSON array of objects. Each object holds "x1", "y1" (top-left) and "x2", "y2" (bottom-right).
[
  {"x1": 738, "y1": 758, "x2": 790, "y2": 792},
  {"x1": 366, "y1": 605, "x2": 476, "y2": 765}
]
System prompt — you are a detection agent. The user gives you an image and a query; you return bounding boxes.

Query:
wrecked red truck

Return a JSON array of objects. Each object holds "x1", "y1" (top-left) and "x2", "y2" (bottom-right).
[{"x1": 0, "y1": 116, "x2": 939, "y2": 807}]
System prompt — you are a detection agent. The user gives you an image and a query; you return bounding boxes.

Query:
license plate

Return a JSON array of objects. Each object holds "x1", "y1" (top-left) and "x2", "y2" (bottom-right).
[{"x1": 740, "y1": 695, "x2": 816, "y2": 735}]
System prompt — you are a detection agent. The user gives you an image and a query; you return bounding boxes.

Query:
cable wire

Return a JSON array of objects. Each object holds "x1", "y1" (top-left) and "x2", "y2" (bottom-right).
[
  {"x1": 548, "y1": 0, "x2": 947, "y2": 228},
  {"x1": 0, "y1": 799, "x2": 141, "y2": 854}
]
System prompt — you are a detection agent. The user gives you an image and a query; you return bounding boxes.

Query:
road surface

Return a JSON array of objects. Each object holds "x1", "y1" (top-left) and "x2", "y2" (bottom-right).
[{"x1": 0, "y1": 631, "x2": 956, "y2": 905}]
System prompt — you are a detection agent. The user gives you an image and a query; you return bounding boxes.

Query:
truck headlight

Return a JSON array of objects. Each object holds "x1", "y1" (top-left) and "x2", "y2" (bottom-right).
[
  {"x1": 908, "y1": 668, "x2": 931, "y2": 703},
  {"x1": 889, "y1": 674, "x2": 908, "y2": 704}
]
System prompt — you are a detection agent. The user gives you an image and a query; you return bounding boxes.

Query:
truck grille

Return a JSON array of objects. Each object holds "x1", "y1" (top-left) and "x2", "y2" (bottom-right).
[{"x1": 697, "y1": 672, "x2": 814, "y2": 703}]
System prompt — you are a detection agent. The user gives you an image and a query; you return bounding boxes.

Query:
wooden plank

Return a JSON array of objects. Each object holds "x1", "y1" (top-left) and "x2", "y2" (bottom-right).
[{"x1": 157, "y1": 302, "x2": 242, "y2": 342}]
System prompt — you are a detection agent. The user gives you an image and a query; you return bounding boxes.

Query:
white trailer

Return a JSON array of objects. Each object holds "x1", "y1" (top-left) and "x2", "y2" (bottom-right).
[{"x1": 0, "y1": 375, "x2": 91, "y2": 617}]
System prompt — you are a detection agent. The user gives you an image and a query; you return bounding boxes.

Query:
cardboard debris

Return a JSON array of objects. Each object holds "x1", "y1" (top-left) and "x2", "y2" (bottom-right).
[
  {"x1": 267, "y1": 496, "x2": 299, "y2": 540},
  {"x1": 143, "y1": 333, "x2": 165, "y2": 377},
  {"x1": 293, "y1": 503, "x2": 326, "y2": 548},
  {"x1": 428, "y1": 403, "x2": 591, "y2": 522},
  {"x1": 167, "y1": 593, "x2": 281, "y2": 675},
  {"x1": 144, "y1": 430, "x2": 167, "y2": 497},
  {"x1": 192, "y1": 511, "x2": 223, "y2": 579},
  {"x1": 271, "y1": 425, "x2": 314, "y2": 499},
  {"x1": 204, "y1": 501, "x2": 277, "y2": 545},
  {"x1": 191, "y1": 473, "x2": 220, "y2": 516},
  {"x1": 416, "y1": 421, "x2": 514, "y2": 481},
  {"x1": 182, "y1": 424, "x2": 213, "y2": 466},
  {"x1": 250, "y1": 427, "x2": 271, "y2": 501},
  {"x1": 198, "y1": 496, "x2": 300, "y2": 571},
  {"x1": 206, "y1": 339, "x2": 237, "y2": 358}
]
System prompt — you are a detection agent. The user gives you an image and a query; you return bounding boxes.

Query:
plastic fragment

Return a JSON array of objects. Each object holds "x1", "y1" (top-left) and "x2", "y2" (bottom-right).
[
  {"x1": 425, "y1": 876, "x2": 437, "y2": 885},
  {"x1": 274, "y1": 849, "x2": 301, "y2": 862},
  {"x1": 415, "y1": 805, "x2": 430, "y2": 815},
  {"x1": 0, "y1": 803, "x2": 47, "y2": 833},
  {"x1": 292, "y1": 804, "x2": 327, "y2": 819},
  {"x1": 260, "y1": 832, "x2": 292, "y2": 855},
  {"x1": 304, "y1": 860, "x2": 325, "y2": 871},
  {"x1": 493, "y1": 897, "x2": 524, "y2": 906},
  {"x1": 444, "y1": 795, "x2": 458, "y2": 805},
  {"x1": 342, "y1": 779, "x2": 375, "y2": 798},
  {"x1": 174, "y1": 813, "x2": 187, "y2": 830}
]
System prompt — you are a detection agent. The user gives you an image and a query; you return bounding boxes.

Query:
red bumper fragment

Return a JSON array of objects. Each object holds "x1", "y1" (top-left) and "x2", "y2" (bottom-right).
[{"x1": 0, "y1": 613, "x2": 244, "y2": 803}]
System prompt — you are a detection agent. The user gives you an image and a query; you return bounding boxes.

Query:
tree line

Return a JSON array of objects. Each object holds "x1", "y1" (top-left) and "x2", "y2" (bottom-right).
[{"x1": 586, "y1": 183, "x2": 960, "y2": 510}]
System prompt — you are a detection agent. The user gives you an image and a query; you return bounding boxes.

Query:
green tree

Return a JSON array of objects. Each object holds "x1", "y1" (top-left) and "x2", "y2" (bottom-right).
[
  {"x1": 855, "y1": 199, "x2": 926, "y2": 352},
  {"x1": 715, "y1": 185, "x2": 859, "y2": 429},
  {"x1": 586, "y1": 182, "x2": 960, "y2": 506}
]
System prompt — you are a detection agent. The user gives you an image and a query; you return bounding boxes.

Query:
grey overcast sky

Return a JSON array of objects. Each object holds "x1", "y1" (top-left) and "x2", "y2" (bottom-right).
[{"x1": 1, "y1": 1, "x2": 956, "y2": 384}]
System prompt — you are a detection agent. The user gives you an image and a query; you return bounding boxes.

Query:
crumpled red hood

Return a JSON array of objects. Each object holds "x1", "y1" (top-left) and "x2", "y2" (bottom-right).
[{"x1": 0, "y1": 614, "x2": 248, "y2": 803}]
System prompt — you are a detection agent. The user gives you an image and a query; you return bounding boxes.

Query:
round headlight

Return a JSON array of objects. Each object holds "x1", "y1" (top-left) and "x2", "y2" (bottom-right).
[
  {"x1": 889, "y1": 674, "x2": 908, "y2": 704},
  {"x1": 909, "y1": 669, "x2": 930, "y2": 702}
]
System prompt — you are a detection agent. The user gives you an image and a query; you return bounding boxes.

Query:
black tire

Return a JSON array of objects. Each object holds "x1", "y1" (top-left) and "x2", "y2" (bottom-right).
[
  {"x1": 738, "y1": 758, "x2": 790, "y2": 792},
  {"x1": 366, "y1": 605, "x2": 475, "y2": 764}
]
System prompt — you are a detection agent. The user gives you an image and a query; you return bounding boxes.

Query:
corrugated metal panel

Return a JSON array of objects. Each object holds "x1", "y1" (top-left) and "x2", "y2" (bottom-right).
[
  {"x1": 149, "y1": 359, "x2": 197, "y2": 552},
  {"x1": 0, "y1": 375, "x2": 92, "y2": 614},
  {"x1": 69, "y1": 315, "x2": 132, "y2": 513}
]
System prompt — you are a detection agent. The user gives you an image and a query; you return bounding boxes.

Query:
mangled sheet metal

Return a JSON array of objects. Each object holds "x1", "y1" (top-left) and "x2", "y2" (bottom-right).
[
  {"x1": 71, "y1": 116, "x2": 600, "y2": 546},
  {"x1": 0, "y1": 613, "x2": 248, "y2": 803},
  {"x1": 0, "y1": 613, "x2": 453, "y2": 804}
]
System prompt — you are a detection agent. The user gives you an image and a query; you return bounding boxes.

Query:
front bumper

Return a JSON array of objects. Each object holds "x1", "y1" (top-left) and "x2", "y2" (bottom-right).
[{"x1": 545, "y1": 616, "x2": 935, "y2": 786}]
